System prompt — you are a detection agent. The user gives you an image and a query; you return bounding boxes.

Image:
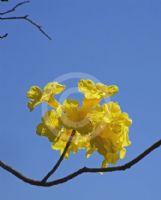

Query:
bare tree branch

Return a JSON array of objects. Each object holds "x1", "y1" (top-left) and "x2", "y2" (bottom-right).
[
  {"x1": 0, "y1": 1, "x2": 29, "y2": 15},
  {"x1": 0, "y1": 1, "x2": 51, "y2": 40},
  {"x1": 0, "y1": 138, "x2": 160, "y2": 187},
  {"x1": 41, "y1": 130, "x2": 76, "y2": 183},
  {"x1": 0, "y1": 15, "x2": 52, "y2": 40}
]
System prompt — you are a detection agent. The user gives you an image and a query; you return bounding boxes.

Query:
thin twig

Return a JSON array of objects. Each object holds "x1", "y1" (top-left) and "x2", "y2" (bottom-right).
[
  {"x1": 25, "y1": 16, "x2": 52, "y2": 40},
  {"x1": 0, "y1": 0, "x2": 9, "y2": 2},
  {"x1": 0, "y1": 1, "x2": 30, "y2": 15},
  {"x1": 0, "y1": 138, "x2": 160, "y2": 187},
  {"x1": 0, "y1": 1, "x2": 51, "y2": 40},
  {"x1": 41, "y1": 130, "x2": 76, "y2": 183},
  {"x1": 0, "y1": 32, "x2": 8, "y2": 38},
  {"x1": 0, "y1": 15, "x2": 52, "y2": 40}
]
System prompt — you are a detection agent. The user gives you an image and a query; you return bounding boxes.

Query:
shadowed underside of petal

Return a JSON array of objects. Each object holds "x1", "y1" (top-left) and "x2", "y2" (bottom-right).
[{"x1": 36, "y1": 110, "x2": 62, "y2": 142}]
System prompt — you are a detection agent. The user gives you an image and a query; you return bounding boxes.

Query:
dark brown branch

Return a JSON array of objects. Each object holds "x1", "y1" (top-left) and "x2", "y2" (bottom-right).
[
  {"x1": 41, "y1": 130, "x2": 76, "y2": 183},
  {"x1": 0, "y1": 15, "x2": 51, "y2": 40},
  {"x1": 0, "y1": 1, "x2": 29, "y2": 15},
  {"x1": 0, "y1": 139, "x2": 161, "y2": 187},
  {"x1": 84, "y1": 138, "x2": 161, "y2": 173},
  {"x1": 0, "y1": 32, "x2": 8, "y2": 38},
  {"x1": 0, "y1": 1, "x2": 51, "y2": 40}
]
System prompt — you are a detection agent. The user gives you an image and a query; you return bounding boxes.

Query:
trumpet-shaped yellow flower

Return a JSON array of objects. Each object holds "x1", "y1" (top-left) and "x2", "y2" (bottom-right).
[
  {"x1": 27, "y1": 79, "x2": 132, "y2": 167},
  {"x1": 78, "y1": 79, "x2": 119, "y2": 100},
  {"x1": 27, "y1": 82, "x2": 65, "y2": 111}
]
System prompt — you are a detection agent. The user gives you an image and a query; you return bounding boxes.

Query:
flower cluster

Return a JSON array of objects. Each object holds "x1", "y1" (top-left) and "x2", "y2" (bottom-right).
[{"x1": 27, "y1": 79, "x2": 132, "y2": 167}]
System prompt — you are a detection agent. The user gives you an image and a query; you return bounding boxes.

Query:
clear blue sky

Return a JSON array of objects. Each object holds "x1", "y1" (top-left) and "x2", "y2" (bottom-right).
[{"x1": 0, "y1": 0, "x2": 161, "y2": 199}]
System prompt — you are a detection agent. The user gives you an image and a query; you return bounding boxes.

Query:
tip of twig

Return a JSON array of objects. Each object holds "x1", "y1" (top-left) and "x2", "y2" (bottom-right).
[{"x1": 0, "y1": 33, "x2": 8, "y2": 39}]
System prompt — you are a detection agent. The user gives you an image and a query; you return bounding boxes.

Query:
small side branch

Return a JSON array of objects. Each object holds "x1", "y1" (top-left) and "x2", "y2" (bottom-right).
[
  {"x1": 41, "y1": 130, "x2": 76, "y2": 183},
  {"x1": 0, "y1": 138, "x2": 160, "y2": 187},
  {"x1": 0, "y1": 1, "x2": 51, "y2": 40},
  {"x1": 0, "y1": 15, "x2": 51, "y2": 40},
  {"x1": 0, "y1": 1, "x2": 29, "y2": 15}
]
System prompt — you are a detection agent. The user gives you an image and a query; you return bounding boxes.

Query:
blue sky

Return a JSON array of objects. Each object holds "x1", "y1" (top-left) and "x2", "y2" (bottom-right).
[{"x1": 0, "y1": 0, "x2": 161, "y2": 199}]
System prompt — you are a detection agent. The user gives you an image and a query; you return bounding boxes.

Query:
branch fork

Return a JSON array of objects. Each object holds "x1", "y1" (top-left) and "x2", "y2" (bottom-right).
[
  {"x1": 0, "y1": 130, "x2": 160, "y2": 187},
  {"x1": 0, "y1": 1, "x2": 51, "y2": 39}
]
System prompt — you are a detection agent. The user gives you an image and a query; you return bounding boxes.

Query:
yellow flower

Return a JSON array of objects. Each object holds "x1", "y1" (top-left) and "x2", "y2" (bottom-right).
[
  {"x1": 60, "y1": 99, "x2": 93, "y2": 135},
  {"x1": 27, "y1": 82, "x2": 65, "y2": 111},
  {"x1": 78, "y1": 79, "x2": 119, "y2": 113},
  {"x1": 27, "y1": 79, "x2": 132, "y2": 167},
  {"x1": 27, "y1": 86, "x2": 42, "y2": 111},
  {"x1": 78, "y1": 79, "x2": 119, "y2": 100},
  {"x1": 89, "y1": 102, "x2": 132, "y2": 166},
  {"x1": 36, "y1": 110, "x2": 62, "y2": 142}
]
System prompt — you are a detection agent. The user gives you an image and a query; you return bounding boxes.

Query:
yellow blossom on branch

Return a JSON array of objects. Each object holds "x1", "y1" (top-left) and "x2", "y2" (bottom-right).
[{"x1": 27, "y1": 79, "x2": 132, "y2": 167}]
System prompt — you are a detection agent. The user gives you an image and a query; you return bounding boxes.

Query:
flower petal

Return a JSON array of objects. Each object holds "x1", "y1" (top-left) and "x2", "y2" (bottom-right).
[
  {"x1": 27, "y1": 86, "x2": 42, "y2": 111},
  {"x1": 78, "y1": 79, "x2": 119, "y2": 100},
  {"x1": 36, "y1": 110, "x2": 62, "y2": 142},
  {"x1": 120, "y1": 148, "x2": 126, "y2": 159},
  {"x1": 42, "y1": 82, "x2": 65, "y2": 102},
  {"x1": 27, "y1": 82, "x2": 65, "y2": 111}
]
